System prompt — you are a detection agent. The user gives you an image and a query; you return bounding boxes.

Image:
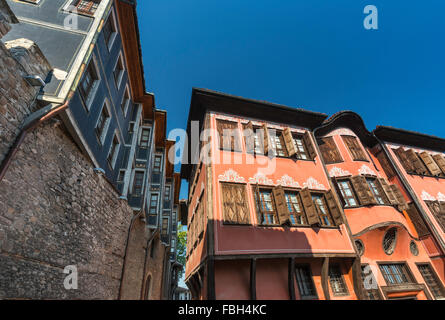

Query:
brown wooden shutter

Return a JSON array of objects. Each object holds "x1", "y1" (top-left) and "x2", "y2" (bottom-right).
[
  {"x1": 283, "y1": 128, "x2": 297, "y2": 157},
  {"x1": 405, "y1": 149, "x2": 428, "y2": 175},
  {"x1": 303, "y1": 131, "x2": 317, "y2": 160},
  {"x1": 317, "y1": 136, "x2": 342, "y2": 164},
  {"x1": 432, "y1": 154, "x2": 445, "y2": 174},
  {"x1": 244, "y1": 121, "x2": 255, "y2": 154},
  {"x1": 419, "y1": 152, "x2": 441, "y2": 176},
  {"x1": 262, "y1": 124, "x2": 270, "y2": 155},
  {"x1": 376, "y1": 150, "x2": 396, "y2": 179},
  {"x1": 253, "y1": 184, "x2": 264, "y2": 224},
  {"x1": 221, "y1": 183, "x2": 250, "y2": 224},
  {"x1": 325, "y1": 190, "x2": 343, "y2": 226},
  {"x1": 272, "y1": 186, "x2": 290, "y2": 225},
  {"x1": 394, "y1": 147, "x2": 415, "y2": 173},
  {"x1": 389, "y1": 184, "x2": 409, "y2": 211},
  {"x1": 378, "y1": 178, "x2": 398, "y2": 205},
  {"x1": 351, "y1": 175, "x2": 376, "y2": 205},
  {"x1": 300, "y1": 188, "x2": 319, "y2": 226},
  {"x1": 406, "y1": 203, "x2": 430, "y2": 237}
]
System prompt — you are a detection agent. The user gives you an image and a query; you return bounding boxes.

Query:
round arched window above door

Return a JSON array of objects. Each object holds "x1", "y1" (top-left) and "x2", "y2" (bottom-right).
[{"x1": 382, "y1": 228, "x2": 397, "y2": 255}]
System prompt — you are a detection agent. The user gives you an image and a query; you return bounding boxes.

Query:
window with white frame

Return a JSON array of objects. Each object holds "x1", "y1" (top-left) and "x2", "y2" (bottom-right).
[
  {"x1": 103, "y1": 10, "x2": 117, "y2": 50},
  {"x1": 107, "y1": 132, "x2": 121, "y2": 169},
  {"x1": 95, "y1": 101, "x2": 111, "y2": 144},
  {"x1": 121, "y1": 86, "x2": 130, "y2": 117},
  {"x1": 80, "y1": 57, "x2": 100, "y2": 109},
  {"x1": 65, "y1": 0, "x2": 101, "y2": 16},
  {"x1": 113, "y1": 53, "x2": 125, "y2": 90}
]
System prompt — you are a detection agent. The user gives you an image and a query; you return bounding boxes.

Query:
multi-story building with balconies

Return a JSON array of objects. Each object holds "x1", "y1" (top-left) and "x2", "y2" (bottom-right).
[
  {"x1": 0, "y1": 0, "x2": 181, "y2": 299},
  {"x1": 181, "y1": 89, "x2": 445, "y2": 300}
]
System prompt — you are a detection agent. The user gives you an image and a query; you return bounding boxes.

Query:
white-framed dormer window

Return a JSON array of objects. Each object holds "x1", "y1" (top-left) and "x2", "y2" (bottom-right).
[
  {"x1": 95, "y1": 99, "x2": 111, "y2": 144},
  {"x1": 103, "y1": 9, "x2": 117, "y2": 51},
  {"x1": 79, "y1": 55, "x2": 101, "y2": 111},
  {"x1": 113, "y1": 52, "x2": 125, "y2": 90},
  {"x1": 120, "y1": 85, "x2": 131, "y2": 117},
  {"x1": 107, "y1": 131, "x2": 121, "y2": 169},
  {"x1": 139, "y1": 127, "x2": 151, "y2": 148},
  {"x1": 63, "y1": 0, "x2": 101, "y2": 17}
]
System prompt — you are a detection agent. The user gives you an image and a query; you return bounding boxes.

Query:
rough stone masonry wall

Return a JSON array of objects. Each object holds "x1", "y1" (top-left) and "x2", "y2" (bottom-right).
[
  {"x1": 0, "y1": 37, "x2": 51, "y2": 163},
  {"x1": 0, "y1": 120, "x2": 134, "y2": 299}
]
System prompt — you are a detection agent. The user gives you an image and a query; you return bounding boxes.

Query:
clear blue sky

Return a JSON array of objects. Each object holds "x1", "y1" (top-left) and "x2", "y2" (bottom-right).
[{"x1": 137, "y1": 0, "x2": 445, "y2": 199}]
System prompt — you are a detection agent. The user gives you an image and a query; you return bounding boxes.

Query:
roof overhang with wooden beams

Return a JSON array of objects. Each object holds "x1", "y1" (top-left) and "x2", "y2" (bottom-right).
[
  {"x1": 180, "y1": 88, "x2": 329, "y2": 180},
  {"x1": 165, "y1": 139, "x2": 175, "y2": 178},
  {"x1": 115, "y1": 0, "x2": 154, "y2": 120},
  {"x1": 154, "y1": 110, "x2": 167, "y2": 148},
  {"x1": 374, "y1": 126, "x2": 445, "y2": 152},
  {"x1": 315, "y1": 110, "x2": 379, "y2": 148},
  {"x1": 173, "y1": 172, "x2": 181, "y2": 206}
]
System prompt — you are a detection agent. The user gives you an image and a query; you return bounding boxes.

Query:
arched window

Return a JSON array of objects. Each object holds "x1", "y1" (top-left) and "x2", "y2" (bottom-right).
[
  {"x1": 383, "y1": 228, "x2": 397, "y2": 255},
  {"x1": 143, "y1": 275, "x2": 152, "y2": 300}
]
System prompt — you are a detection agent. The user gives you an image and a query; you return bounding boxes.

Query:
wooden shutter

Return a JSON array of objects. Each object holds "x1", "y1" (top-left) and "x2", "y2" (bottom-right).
[
  {"x1": 317, "y1": 136, "x2": 341, "y2": 164},
  {"x1": 262, "y1": 124, "x2": 270, "y2": 155},
  {"x1": 405, "y1": 149, "x2": 428, "y2": 175},
  {"x1": 244, "y1": 121, "x2": 255, "y2": 154},
  {"x1": 378, "y1": 178, "x2": 398, "y2": 205},
  {"x1": 351, "y1": 175, "x2": 376, "y2": 206},
  {"x1": 303, "y1": 131, "x2": 317, "y2": 160},
  {"x1": 272, "y1": 186, "x2": 290, "y2": 225},
  {"x1": 283, "y1": 128, "x2": 297, "y2": 157},
  {"x1": 406, "y1": 203, "x2": 430, "y2": 237},
  {"x1": 394, "y1": 147, "x2": 415, "y2": 173},
  {"x1": 342, "y1": 136, "x2": 366, "y2": 161},
  {"x1": 376, "y1": 150, "x2": 396, "y2": 179},
  {"x1": 419, "y1": 152, "x2": 441, "y2": 176},
  {"x1": 221, "y1": 183, "x2": 250, "y2": 224},
  {"x1": 253, "y1": 184, "x2": 264, "y2": 224},
  {"x1": 390, "y1": 184, "x2": 409, "y2": 211},
  {"x1": 432, "y1": 154, "x2": 445, "y2": 174},
  {"x1": 300, "y1": 188, "x2": 319, "y2": 226},
  {"x1": 325, "y1": 190, "x2": 343, "y2": 226}
]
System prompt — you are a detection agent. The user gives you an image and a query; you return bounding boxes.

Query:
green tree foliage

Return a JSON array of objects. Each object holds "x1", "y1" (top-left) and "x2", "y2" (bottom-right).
[{"x1": 176, "y1": 225, "x2": 187, "y2": 278}]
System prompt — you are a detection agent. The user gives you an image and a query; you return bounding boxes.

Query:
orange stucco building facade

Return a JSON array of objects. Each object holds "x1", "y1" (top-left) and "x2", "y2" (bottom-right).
[{"x1": 180, "y1": 89, "x2": 445, "y2": 300}]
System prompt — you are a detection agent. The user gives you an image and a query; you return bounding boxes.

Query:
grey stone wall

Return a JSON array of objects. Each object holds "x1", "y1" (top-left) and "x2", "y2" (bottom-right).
[
  {"x1": 0, "y1": 38, "x2": 51, "y2": 164},
  {"x1": 0, "y1": 120, "x2": 134, "y2": 299}
]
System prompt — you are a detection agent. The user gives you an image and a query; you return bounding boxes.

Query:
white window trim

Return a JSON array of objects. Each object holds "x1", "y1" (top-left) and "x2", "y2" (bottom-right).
[
  {"x1": 84, "y1": 54, "x2": 101, "y2": 111},
  {"x1": 117, "y1": 169, "x2": 126, "y2": 183},
  {"x1": 107, "y1": 130, "x2": 121, "y2": 169},
  {"x1": 113, "y1": 51, "x2": 126, "y2": 90},
  {"x1": 95, "y1": 98, "x2": 112, "y2": 145},
  {"x1": 130, "y1": 169, "x2": 146, "y2": 195},
  {"x1": 62, "y1": 0, "x2": 100, "y2": 18},
  {"x1": 105, "y1": 9, "x2": 118, "y2": 51},
  {"x1": 138, "y1": 125, "x2": 152, "y2": 146},
  {"x1": 121, "y1": 84, "x2": 131, "y2": 117}
]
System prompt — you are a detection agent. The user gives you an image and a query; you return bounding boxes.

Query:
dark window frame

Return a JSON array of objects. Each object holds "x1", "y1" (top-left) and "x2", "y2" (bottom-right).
[
  {"x1": 317, "y1": 136, "x2": 343, "y2": 164},
  {"x1": 336, "y1": 179, "x2": 359, "y2": 208},
  {"x1": 295, "y1": 264, "x2": 318, "y2": 299},
  {"x1": 378, "y1": 262, "x2": 415, "y2": 286},
  {"x1": 311, "y1": 193, "x2": 335, "y2": 227},
  {"x1": 416, "y1": 263, "x2": 445, "y2": 299},
  {"x1": 341, "y1": 135, "x2": 368, "y2": 162},
  {"x1": 328, "y1": 264, "x2": 349, "y2": 296}
]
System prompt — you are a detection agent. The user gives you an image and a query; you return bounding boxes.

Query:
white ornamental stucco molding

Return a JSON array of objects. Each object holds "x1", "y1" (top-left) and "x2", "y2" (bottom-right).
[
  {"x1": 437, "y1": 192, "x2": 445, "y2": 202},
  {"x1": 218, "y1": 169, "x2": 246, "y2": 183},
  {"x1": 276, "y1": 174, "x2": 301, "y2": 188},
  {"x1": 249, "y1": 172, "x2": 274, "y2": 186},
  {"x1": 358, "y1": 164, "x2": 378, "y2": 177},
  {"x1": 329, "y1": 167, "x2": 352, "y2": 178},
  {"x1": 303, "y1": 177, "x2": 326, "y2": 190},
  {"x1": 421, "y1": 191, "x2": 436, "y2": 201}
]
